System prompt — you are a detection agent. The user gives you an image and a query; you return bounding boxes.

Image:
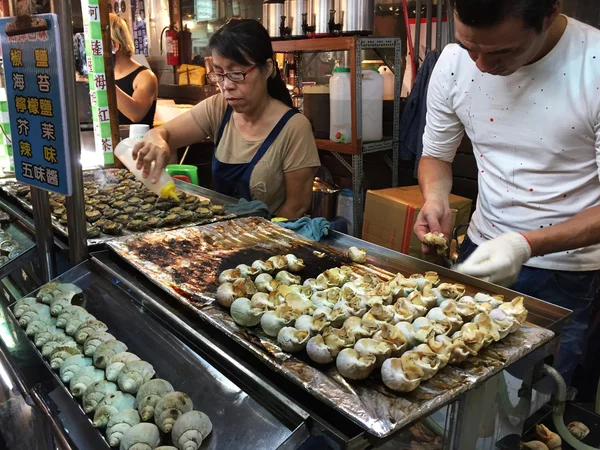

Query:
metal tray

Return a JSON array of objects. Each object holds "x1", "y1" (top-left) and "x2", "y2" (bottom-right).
[
  {"x1": 0, "y1": 170, "x2": 236, "y2": 246},
  {"x1": 5, "y1": 261, "x2": 305, "y2": 449},
  {"x1": 107, "y1": 217, "x2": 557, "y2": 439}
]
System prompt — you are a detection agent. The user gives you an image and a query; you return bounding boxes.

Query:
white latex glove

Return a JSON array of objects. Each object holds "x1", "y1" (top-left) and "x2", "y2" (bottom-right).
[{"x1": 455, "y1": 232, "x2": 532, "y2": 287}]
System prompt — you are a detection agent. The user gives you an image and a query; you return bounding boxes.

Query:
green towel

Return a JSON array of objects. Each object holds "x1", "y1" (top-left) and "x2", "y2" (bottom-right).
[
  {"x1": 277, "y1": 217, "x2": 330, "y2": 241},
  {"x1": 224, "y1": 198, "x2": 271, "y2": 219}
]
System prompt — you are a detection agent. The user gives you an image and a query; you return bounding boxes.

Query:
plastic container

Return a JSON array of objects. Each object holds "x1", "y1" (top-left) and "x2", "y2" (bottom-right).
[
  {"x1": 329, "y1": 68, "x2": 383, "y2": 143},
  {"x1": 335, "y1": 188, "x2": 354, "y2": 235},
  {"x1": 378, "y1": 66, "x2": 394, "y2": 100},
  {"x1": 129, "y1": 124, "x2": 149, "y2": 139},
  {"x1": 114, "y1": 137, "x2": 179, "y2": 199}
]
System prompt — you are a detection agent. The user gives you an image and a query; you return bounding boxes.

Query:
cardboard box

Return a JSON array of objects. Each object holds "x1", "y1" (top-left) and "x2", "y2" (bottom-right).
[{"x1": 362, "y1": 186, "x2": 472, "y2": 260}]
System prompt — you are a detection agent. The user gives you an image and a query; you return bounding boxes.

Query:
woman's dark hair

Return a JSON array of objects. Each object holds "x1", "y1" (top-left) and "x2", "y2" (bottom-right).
[
  {"x1": 209, "y1": 19, "x2": 293, "y2": 108},
  {"x1": 453, "y1": 0, "x2": 558, "y2": 33}
]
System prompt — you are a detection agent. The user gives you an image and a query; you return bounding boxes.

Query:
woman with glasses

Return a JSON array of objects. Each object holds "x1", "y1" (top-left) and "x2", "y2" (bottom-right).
[
  {"x1": 133, "y1": 19, "x2": 320, "y2": 219},
  {"x1": 110, "y1": 14, "x2": 158, "y2": 127}
]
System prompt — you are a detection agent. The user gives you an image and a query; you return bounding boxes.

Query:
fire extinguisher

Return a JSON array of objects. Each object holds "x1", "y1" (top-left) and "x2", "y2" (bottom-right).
[{"x1": 160, "y1": 24, "x2": 179, "y2": 66}]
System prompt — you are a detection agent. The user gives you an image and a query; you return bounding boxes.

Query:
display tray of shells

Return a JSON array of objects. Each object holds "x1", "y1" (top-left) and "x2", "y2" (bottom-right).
[
  {"x1": 0, "y1": 211, "x2": 34, "y2": 267},
  {"x1": 107, "y1": 217, "x2": 555, "y2": 439},
  {"x1": 0, "y1": 169, "x2": 234, "y2": 246},
  {"x1": 13, "y1": 282, "x2": 213, "y2": 450}
]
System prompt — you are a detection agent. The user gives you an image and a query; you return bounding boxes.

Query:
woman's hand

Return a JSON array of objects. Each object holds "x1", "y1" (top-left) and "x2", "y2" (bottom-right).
[{"x1": 132, "y1": 129, "x2": 171, "y2": 183}]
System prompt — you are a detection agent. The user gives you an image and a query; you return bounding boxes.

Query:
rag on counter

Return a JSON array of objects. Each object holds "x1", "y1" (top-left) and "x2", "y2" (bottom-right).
[
  {"x1": 224, "y1": 198, "x2": 272, "y2": 219},
  {"x1": 277, "y1": 217, "x2": 330, "y2": 241}
]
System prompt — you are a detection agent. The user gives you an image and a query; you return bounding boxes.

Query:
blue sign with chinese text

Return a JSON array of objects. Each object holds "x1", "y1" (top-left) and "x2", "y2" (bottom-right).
[{"x1": 0, "y1": 14, "x2": 72, "y2": 195}]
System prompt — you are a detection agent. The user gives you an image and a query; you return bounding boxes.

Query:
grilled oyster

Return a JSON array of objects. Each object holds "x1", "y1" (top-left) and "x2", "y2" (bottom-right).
[
  {"x1": 102, "y1": 208, "x2": 119, "y2": 219},
  {"x1": 121, "y1": 206, "x2": 136, "y2": 215},
  {"x1": 86, "y1": 225, "x2": 101, "y2": 238},
  {"x1": 179, "y1": 210, "x2": 195, "y2": 222},
  {"x1": 163, "y1": 213, "x2": 181, "y2": 225},
  {"x1": 112, "y1": 200, "x2": 128, "y2": 210},
  {"x1": 140, "y1": 204, "x2": 155, "y2": 213},
  {"x1": 127, "y1": 220, "x2": 147, "y2": 232},
  {"x1": 52, "y1": 207, "x2": 66, "y2": 217},
  {"x1": 94, "y1": 218, "x2": 109, "y2": 229},
  {"x1": 84, "y1": 205, "x2": 94, "y2": 212},
  {"x1": 211, "y1": 205, "x2": 225, "y2": 215},
  {"x1": 199, "y1": 199, "x2": 211, "y2": 207},
  {"x1": 59, "y1": 214, "x2": 68, "y2": 225},
  {"x1": 85, "y1": 210, "x2": 102, "y2": 223},
  {"x1": 102, "y1": 222, "x2": 123, "y2": 236},
  {"x1": 127, "y1": 197, "x2": 143, "y2": 206},
  {"x1": 108, "y1": 194, "x2": 127, "y2": 205},
  {"x1": 84, "y1": 188, "x2": 99, "y2": 197},
  {"x1": 114, "y1": 214, "x2": 130, "y2": 225},
  {"x1": 195, "y1": 207, "x2": 213, "y2": 218},
  {"x1": 95, "y1": 203, "x2": 110, "y2": 211},
  {"x1": 156, "y1": 201, "x2": 173, "y2": 211},
  {"x1": 16, "y1": 185, "x2": 30, "y2": 196},
  {"x1": 99, "y1": 184, "x2": 118, "y2": 196},
  {"x1": 168, "y1": 206, "x2": 185, "y2": 214},
  {"x1": 131, "y1": 212, "x2": 149, "y2": 221},
  {"x1": 146, "y1": 217, "x2": 165, "y2": 228},
  {"x1": 183, "y1": 196, "x2": 200, "y2": 209},
  {"x1": 86, "y1": 198, "x2": 99, "y2": 206}
]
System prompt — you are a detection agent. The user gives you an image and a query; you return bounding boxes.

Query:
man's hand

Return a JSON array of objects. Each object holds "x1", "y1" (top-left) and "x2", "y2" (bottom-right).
[
  {"x1": 455, "y1": 232, "x2": 532, "y2": 286},
  {"x1": 414, "y1": 200, "x2": 452, "y2": 254}
]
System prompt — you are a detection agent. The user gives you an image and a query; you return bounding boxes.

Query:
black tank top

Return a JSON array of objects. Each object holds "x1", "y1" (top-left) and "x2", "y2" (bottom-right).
[{"x1": 115, "y1": 66, "x2": 157, "y2": 128}]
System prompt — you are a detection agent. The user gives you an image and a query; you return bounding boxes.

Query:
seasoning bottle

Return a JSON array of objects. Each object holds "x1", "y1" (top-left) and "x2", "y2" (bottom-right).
[{"x1": 114, "y1": 137, "x2": 179, "y2": 199}]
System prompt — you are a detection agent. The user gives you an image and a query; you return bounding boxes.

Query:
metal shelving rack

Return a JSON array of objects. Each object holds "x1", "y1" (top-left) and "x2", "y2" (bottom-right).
[{"x1": 272, "y1": 36, "x2": 402, "y2": 237}]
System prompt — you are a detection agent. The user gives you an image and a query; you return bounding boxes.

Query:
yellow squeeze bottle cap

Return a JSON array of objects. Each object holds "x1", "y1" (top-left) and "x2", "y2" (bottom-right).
[{"x1": 160, "y1": 181, "x2": 179, "y2": 201}]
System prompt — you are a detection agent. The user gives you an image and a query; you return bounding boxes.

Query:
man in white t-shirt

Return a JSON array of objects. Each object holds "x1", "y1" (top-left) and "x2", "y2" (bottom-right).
[{"x1": 414, "y1": 0, "x2": 600, "y2": 384}]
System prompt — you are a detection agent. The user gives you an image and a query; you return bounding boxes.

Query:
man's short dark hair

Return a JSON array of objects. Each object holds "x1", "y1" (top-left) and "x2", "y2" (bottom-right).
[{"x1": 453, "y1": 0, "x2": 558, "y2": 32}]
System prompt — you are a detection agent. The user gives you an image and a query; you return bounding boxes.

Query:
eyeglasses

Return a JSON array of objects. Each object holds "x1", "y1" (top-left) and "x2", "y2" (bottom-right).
[{"x1": 207, "y1": 65, "x2": 258, "y2": 84}]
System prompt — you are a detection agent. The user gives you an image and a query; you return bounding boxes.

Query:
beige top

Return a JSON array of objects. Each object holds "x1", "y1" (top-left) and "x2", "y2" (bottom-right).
[{"x1": 191, "y1": 94, "x2": 320, "y2": 212}]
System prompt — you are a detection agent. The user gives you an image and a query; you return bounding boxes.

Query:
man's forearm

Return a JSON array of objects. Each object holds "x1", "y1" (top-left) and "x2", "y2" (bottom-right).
[
  {"x1": 523, "y1": 205, "x2": 600, "y2": 257},
  {"x1": 418, "y1": 156, "x2": 453, "y2": 203}
]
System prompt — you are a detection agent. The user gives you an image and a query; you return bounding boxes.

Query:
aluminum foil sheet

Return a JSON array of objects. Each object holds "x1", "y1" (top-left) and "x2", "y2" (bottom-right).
[
  {"x1": 0, "y1": 169, "x2": 235, "y2": 246},
  {"x1": 107, "y1": 217, "x2": 555, "y2": 439}
]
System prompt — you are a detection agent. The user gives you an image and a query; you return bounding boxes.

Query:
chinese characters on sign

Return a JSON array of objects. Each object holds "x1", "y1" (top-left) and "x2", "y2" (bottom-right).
[{"x1": 0, "y1": 14, "x2": 72, "y2": 194}]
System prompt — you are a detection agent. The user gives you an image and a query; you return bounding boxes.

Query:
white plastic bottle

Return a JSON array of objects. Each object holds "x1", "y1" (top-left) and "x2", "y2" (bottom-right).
[
  {"x1": 329, "y1": 67, "x2": 352, "y2": 143},
  {"x1": 362, "y1": 70, "x2": 383, "y2": 142},
  {"x1": 329, "y1": 68, "x2": 384, "y2": 143},
  {"x1": 378, "y1": 65, "x2": 394, "y2": 100},
  {"x1": 114, "y1": 137, "x2": 179, "y2": 199}
]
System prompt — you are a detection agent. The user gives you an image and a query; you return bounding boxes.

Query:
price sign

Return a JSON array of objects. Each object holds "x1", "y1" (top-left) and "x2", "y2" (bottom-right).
[{"x1": 0, "y1": 14, "x2": 72, "y2": 195}]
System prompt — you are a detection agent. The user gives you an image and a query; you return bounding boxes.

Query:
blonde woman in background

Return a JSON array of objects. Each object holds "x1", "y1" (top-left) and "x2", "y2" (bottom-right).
[{"x1": 110, "y1": 14, "x2": 158, "y2": 127}]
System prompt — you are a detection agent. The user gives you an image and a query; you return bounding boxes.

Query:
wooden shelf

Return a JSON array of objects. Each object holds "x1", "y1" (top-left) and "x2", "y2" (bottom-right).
[
  {"x1": 272, "y1": 36, "x2": 358, "y2": 53},
  {"x1": 315, "y1": 139, "x2": 361, "y2": 155}
]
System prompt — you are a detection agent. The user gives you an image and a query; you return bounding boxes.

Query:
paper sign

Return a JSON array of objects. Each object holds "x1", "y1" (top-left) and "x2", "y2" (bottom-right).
[{"x1": 0, "y1": 14, "x2": 72, "y2": 195}]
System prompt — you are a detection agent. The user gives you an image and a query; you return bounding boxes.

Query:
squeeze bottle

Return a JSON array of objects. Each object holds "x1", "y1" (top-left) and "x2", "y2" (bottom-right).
[{"x1": 114, "y1": 137, "x2": 179, "y2": 199}]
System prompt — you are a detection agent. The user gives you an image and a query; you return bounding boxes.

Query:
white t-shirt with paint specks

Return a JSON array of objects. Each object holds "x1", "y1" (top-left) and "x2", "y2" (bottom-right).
[{"x1": 422, "y1": 17, "x2": 600, "y2": 271}]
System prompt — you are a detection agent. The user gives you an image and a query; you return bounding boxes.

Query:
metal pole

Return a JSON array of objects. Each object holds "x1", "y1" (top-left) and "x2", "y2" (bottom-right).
[
  {"x1": 53, "y1": 0, "x2": 88, "y2": 265},
  {"x1": 30, "y1": 188, "x2": 56, "y2": 282},
  {"x1": 414, "y1": 0, "x2": 422, "y2": 70},
  {"x1": 426, "y1": 0, "x2": 433, "y2": 54},
  {"x1": 436, "y1": 0, "x2": 443, "y2": 50}
]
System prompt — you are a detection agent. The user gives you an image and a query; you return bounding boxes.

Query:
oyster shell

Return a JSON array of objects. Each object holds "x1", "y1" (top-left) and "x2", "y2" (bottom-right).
[{"x1": 102, "y1": 221, "x2": 123, "y2": 235}]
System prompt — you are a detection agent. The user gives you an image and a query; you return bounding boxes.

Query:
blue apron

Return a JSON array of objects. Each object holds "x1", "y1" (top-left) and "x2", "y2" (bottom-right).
[{"x1": 212, "y1": 106, "x2": 297, "y2": 201}]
